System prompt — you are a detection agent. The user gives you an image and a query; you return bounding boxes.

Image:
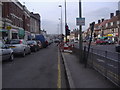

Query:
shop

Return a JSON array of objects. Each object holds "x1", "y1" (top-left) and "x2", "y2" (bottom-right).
[
  {"x1": 11, "y1": 29, "x2": 18, "y2": 39},
  {"x1": 0, "y1": 29, "x2": 8, "y2": 40},
  {"x1": 18, "y1": 29, "x2": 25, "y2": 39},
  {"x1": 24, "y1": 31, "x2": 31, "y2": 40}
]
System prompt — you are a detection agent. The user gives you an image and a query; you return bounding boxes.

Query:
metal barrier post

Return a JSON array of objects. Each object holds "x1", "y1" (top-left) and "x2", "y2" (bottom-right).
[
  {"x1": 91, "y1": 48, "x2": 93, "y2": 68},
  {"x1": 105, "y1": 51, "x2": 108, "y2": 78},
  {"x1": 118, "y1": 53, "x2": 120, "y2": 86}
]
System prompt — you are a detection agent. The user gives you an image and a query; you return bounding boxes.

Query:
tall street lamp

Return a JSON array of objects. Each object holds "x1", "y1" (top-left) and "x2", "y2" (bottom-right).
[
  {"x1": 65, "y1": 0, "x2": 67, "y2": 42},
  {"x1": 79, "y1": 0, "x2": 83, "y2": 62},
  {"x1": 59, "y1": 5, "x2": 63, "y2": 35}
]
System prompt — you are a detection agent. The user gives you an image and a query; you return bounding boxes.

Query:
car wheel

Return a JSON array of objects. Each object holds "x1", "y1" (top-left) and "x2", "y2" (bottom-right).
[
  {"x1": 9, "y1": 53, "x2": 14, "y2": 61},
  {"x1": 22, "y1": 50, "x2": 26, "y2": 57}
]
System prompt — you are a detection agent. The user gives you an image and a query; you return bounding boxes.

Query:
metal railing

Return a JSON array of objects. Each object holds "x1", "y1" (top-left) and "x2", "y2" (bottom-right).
[{"x1": 73, "y1": 47, "x2": 120, "y2": 87}]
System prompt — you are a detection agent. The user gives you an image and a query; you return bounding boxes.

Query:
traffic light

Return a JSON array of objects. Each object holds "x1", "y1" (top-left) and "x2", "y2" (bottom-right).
[{"x1": 66, "y1": 25, "x2": 70, "y2": 36}]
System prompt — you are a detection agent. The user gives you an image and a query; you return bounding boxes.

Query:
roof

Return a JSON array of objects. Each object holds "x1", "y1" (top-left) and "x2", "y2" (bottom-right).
[
  {"x1": 107, "y1": 16, "x2": 118, "y2": 23},
  {"x1": 99, "y1": 20, "x2": 109, "y2": 27}
]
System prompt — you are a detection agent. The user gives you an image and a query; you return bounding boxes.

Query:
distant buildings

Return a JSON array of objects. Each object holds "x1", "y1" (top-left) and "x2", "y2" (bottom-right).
[
  {"x1": 1, "y1": 0, "x2": 41, "y2": 40},
  {"x1": 83, "y1": 10, "x2": 120, "y2": 42}
]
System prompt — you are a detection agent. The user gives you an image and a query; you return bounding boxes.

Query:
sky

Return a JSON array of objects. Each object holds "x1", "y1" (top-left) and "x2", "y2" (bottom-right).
[{"x1": 19, "y1": 0, "x2": 120, "y2": 34}]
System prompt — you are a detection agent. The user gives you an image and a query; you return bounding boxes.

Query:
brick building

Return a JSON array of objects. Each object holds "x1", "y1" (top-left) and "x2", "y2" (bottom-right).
[
  {"x1": 30, "y1": 12, "x2": 41, "y2": 34},
  {"x1": 2, "y1": 0, "x2": 41, "y2": 40},
  {"x1": 23, "y1": 5, "x2": 30, "y2": 40},
  {"x1": 2, "y1": 1, "x2": 24, "y2": 39},
  {"x1": 29, "y1": 12, "x2": 41, "y2": 39}
]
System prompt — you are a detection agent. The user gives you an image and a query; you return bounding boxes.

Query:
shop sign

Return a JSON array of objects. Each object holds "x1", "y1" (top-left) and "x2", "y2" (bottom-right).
[{"x1": 6, "y1": 26, "x2": 12, "y2": 30}]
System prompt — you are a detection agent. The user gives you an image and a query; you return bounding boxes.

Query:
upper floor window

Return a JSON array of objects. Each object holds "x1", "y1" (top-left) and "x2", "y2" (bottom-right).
[
  {"x1": 117, "y1": 21, "x2": 120, "y2": 25},
  {"x1": 111, "y1": 22, "x2": 113, "y2": 26},
  {"x1": 106, "y1": 23, "x2": 108, "y2": 27}
]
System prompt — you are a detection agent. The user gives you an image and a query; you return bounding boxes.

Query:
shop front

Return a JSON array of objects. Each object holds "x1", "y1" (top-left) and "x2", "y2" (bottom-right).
[
  {"x1": 18, "y1": 29, "x2": 25, "y2": 39},
  {"x1": 11, "y1": 29, "x2": 18, "y2": 39},
  {"x1": 0, "y1": 29, "x2": 8, "y2": 40}
]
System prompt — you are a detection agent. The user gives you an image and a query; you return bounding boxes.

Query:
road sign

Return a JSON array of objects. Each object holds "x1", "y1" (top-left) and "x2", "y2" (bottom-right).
[{"x1": 76, "y1": 18, "x2": 85, "y2": 26}]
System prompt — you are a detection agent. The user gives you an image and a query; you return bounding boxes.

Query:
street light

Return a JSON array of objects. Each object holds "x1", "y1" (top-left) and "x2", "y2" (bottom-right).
[
  {"x1": 58, "y1": 5, "x2": 63, "y2": 35},
  {"x1": 65, "y1": 0, "x2": 67, "y2": 42}
]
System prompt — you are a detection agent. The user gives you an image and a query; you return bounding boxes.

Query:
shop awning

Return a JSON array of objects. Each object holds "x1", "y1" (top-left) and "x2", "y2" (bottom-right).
[
  {"x1": 99, "y1": 36, "x2": 107, "y2": 39},
  {"x1": 107, "y1": 34, "x2": 113, "y2": 37}
]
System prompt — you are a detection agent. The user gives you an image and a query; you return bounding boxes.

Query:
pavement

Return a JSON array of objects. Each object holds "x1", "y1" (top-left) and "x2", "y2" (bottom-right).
[{"x1": 61, "y1": 51, "x2": 118, "y2": 88}]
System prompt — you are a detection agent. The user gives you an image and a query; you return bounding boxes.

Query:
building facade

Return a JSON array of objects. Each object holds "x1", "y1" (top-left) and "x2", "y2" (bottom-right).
[
  {"x1": 23, "y1": 5, "x2": 30, "y2": 40},
  {"x1": 2, "y1": 1, "x2": 24, "y2": 39},
  {"x1": 30, "y1": 12, "x2": 41, "y2": 39},
  {"x1": 2, "y1": 0, "x2": 41, "y2": 40}
]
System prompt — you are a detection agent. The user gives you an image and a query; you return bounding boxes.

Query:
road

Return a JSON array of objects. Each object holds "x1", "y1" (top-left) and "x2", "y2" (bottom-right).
[
  {"x1": 74, "y1": 42, "x2": 119, "y2": 61},
  {"x1": 2, "y1": 43, "x2": 68, "y2": 88},
  {"x1": 74, "y1": 42, "x2": 116, "y2": 52}
]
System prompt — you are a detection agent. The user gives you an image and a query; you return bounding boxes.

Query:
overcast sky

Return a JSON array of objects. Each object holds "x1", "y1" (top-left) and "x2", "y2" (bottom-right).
[{"x1": 19, "y1": 0, "x2": 119, "y2": 34}]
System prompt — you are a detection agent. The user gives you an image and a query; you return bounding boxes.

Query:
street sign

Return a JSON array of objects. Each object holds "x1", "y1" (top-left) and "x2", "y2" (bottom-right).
[{"x1": 76, "y1": 18, "x2": 85, "y2": 26}]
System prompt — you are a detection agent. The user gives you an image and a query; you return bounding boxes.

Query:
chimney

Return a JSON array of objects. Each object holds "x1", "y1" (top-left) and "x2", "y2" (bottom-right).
[
  {"x1": 98, "y1": 20, "x2": 101, "y2": 23},
  {"x1": 116, "y1": 10, "x2": 120, "y2": 16},
  {"x1": 110, "y1": 13, "x2": 114, "y2": 18},
  {"x1": 101, "y1": 19, "x2": 104, "y2": 22}
]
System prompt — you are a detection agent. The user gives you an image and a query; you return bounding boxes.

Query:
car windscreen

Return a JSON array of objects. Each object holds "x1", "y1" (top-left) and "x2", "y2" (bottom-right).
[
  {"x1": 27, "y1": 41, "x2": 35, "y2": 44},
  {"x1": 10, "y1": 40, "x2": 20, "y2": 44}
]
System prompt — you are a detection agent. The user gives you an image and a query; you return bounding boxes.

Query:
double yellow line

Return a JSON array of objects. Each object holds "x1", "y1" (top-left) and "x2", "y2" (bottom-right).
[{"x1": 57, "y1": 48, "x2": 61, "y2": 88}]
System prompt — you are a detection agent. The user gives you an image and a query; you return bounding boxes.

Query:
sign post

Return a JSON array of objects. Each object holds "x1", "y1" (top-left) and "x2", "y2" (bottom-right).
[{"x1": 76, "y1": 17, "x2": 85, "y2": 63}]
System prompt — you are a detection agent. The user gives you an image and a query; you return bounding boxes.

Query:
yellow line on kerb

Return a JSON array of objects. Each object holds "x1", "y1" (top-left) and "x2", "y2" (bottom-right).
[{"x1": 57, "y1": 48, "x2": 61, "y2": 88}]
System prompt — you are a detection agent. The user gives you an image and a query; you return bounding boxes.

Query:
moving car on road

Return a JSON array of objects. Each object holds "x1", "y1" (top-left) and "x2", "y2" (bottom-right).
[
  {"x1": 6, "y1": 39, "x2": 31, "y2": 57},
  {"x1": 0, "y1": 41, "x2": 14, "y2": 61}
]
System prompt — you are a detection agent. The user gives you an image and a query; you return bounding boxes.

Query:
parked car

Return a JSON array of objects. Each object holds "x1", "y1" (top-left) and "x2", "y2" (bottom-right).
[
  {"x1": 6, "y1": 39, "x2": 31, "y2": 57},
  {"x1": 105, "y1": 39, "x2": 114, "y2": 44},
  {"x1": 96, "y1": 39, "x2": 107, "y2": 45},
  {"x1": 27, "y1": 40, "x2": 39, "y2": 52},
  {"x1": 36, "y1": 40, "x2": 42, "y2": 49},
  {"x1": 0, "y1": 41, "x2": 14, "y2": 61}
]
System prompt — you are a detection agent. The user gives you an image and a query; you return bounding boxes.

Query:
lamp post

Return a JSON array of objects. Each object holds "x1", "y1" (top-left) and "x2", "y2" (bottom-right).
[
  {"x1": 79, "y1": 0, "x2": 83, "y2": 62},
  {"x1": 65, "y1": 0, "x2": 67, "y2": 42},
  {"x1": 59, "y1": 5, "x2": 63, "y2": 35}
]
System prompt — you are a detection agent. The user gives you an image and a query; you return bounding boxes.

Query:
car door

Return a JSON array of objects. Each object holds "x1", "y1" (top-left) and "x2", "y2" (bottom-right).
[
  {"x1": 23, "y1": 40, "x2": 29, "y2": 54},
  {"x1": 2, "y1": 44, "x2": 10, "y2": 60}
]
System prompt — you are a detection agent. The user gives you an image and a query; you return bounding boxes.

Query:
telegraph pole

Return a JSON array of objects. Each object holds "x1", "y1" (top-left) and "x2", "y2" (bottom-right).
[{"x1": 79, "y1": 0, "x2": 83, "y2": 62}]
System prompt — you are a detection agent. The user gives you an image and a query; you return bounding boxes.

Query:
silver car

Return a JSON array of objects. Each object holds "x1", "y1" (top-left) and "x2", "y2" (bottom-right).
[
  {"x1": 6, "y1": 39, "x2": 31, "y2": 57},
  {"x1": 0, "y1": 41, "x2": 14, "y2": 61}
]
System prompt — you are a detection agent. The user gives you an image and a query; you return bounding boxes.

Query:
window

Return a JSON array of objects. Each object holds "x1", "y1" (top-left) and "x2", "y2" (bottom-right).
[
  {"x1": 106, "y1": 23, "x2": 108, "y2": 27},
  {"x1": 117, "y1": 21, "x2": 120, "y2": 25},
  {"x1": 111, "y1": 22, "x2": 113, "y2": 26}
]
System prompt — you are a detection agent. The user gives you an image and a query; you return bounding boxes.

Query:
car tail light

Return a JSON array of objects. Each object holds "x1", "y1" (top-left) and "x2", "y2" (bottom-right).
[
  {"x1": 19, "y1": 40, "x2": 22, "y2": 44},
  {"x1": 46, "y1": 41, "x2": 48, "y2": 44},
  {"x1": 30, "y1": 45, "x2": 34, "y2": 47}
]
